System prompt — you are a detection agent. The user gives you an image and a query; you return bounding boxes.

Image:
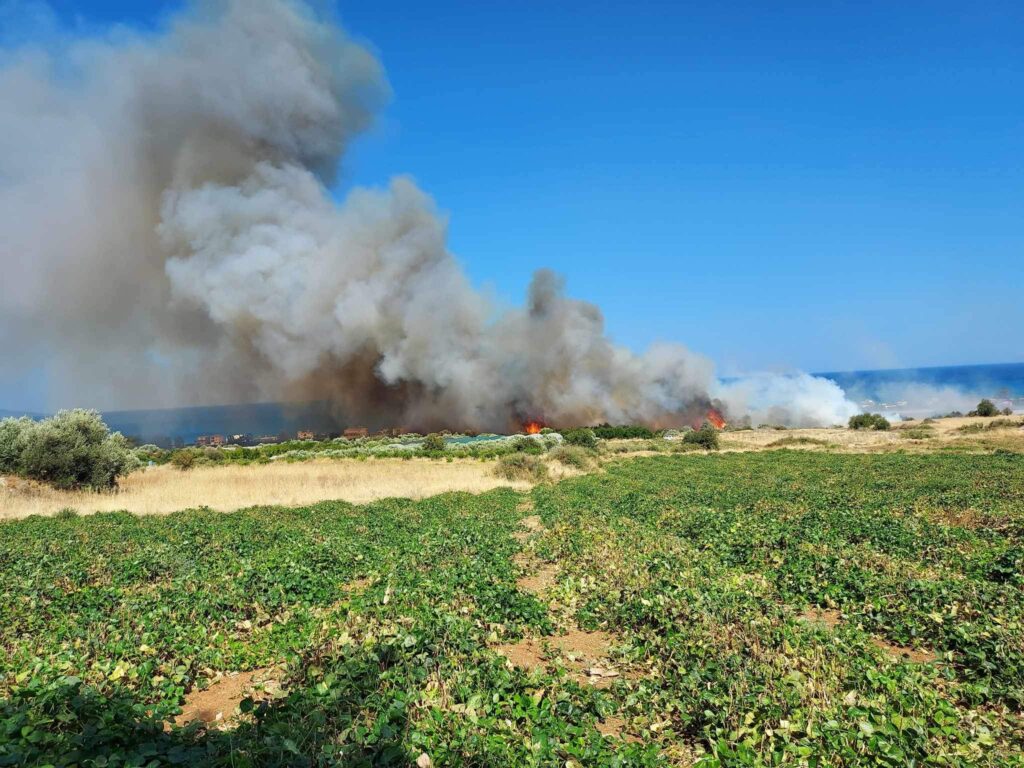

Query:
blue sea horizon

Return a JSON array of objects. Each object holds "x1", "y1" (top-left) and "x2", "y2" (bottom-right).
[
  {"x1": 814, "y1": 361, "x2": 1024, "y2": 417},
  {"x1": 817, "y1": 361, "x2": 1024, "y2": 396}
]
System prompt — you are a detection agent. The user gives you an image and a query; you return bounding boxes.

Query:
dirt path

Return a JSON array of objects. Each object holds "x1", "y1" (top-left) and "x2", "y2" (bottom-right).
[
  {"x1": 173, "y1": 667, "x2": 284, "y2": 728},
  {"x1": 494, "y1": 498, "x2": 640, "y2": 741}
]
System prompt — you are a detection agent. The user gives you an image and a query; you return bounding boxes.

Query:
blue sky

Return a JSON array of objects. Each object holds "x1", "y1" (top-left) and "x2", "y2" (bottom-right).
[{"x1": 3, "y1": 0, "x2": 1023, "y2": 411}]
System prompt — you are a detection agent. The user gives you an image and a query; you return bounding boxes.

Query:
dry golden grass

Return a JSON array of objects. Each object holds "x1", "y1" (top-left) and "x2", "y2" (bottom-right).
[
  {"x1": 604, "y1": 415, "x2": 1024, "y2": 457},
  {"x1": 719, "y1": 427, "x2": 900, "y2": 452},
  {"x1": 0, "y1": 458, "x2": 532, "y2": 520},
  {"x1": 3, "y1": 416, "x2": 1019, "y2": 520},
  {"x1": 720, "y1": 416, "x2": 1024, "y2": 453}
]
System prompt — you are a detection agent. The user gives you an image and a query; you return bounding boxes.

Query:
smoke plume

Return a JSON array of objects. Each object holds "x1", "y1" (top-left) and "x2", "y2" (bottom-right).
[{"x1": 0, "y1": 0, "x2": 858, "y2": 431}]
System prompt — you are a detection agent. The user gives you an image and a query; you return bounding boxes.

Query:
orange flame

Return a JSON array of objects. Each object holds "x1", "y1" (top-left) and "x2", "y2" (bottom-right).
[
  {"x1": 706, "y1": 408, "x2": 727, "y2": 429},
  {"x1": 524, "y1": 421, "x2": 544, "y2": 435}
]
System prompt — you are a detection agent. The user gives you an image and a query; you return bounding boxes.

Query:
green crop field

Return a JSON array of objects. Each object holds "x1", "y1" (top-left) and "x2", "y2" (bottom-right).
[{"x1": 2, "y1": 452, "x2": 1023, "y2": 766}]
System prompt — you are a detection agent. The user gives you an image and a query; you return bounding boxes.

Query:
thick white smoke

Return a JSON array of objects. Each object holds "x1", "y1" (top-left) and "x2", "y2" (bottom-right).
[
  {"x1": 837, "y1": 382, "x2": 1016, "y2": 420},
  {"x1": 0, "y1": 0, "x2": 857, "y2": 431},
  {"x1": 715, "y1": 373, "x2": 860, "y2": 428}
]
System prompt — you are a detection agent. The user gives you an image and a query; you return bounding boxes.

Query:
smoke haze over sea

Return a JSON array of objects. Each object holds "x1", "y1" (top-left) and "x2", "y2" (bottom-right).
[{"x1": 817, "y1": 362, "x2": 1024, "y2": 420}]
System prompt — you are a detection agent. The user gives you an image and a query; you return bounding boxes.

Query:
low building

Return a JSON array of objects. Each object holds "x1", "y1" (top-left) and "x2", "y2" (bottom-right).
[
  {"x1": 297, "y1": 430, "x2": 316, "y2": 441},
  {"x1": 343, "y1": 426, "x2": 369, "y2": 439},
  {"x1": 196, "y1": 434, "x2": 226, "y2": 448}
]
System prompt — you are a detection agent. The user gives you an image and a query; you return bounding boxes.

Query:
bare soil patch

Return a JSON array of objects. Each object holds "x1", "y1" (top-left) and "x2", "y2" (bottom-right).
[
  {"x1": 493, "y1": 637, "x2": 548, "y2": 674},
  {"x1": 516, "y1": 563, "x2": 559, "y2": 595},
  {"x1": 556, "y1": 630, "x2": 622, "y2": 687},
  {"x1": 800, "y1": 607, "x2": 842, "y2": 629},
  {"x1": 555, "y1": 629, "x2": 614, "y2": 659},
  {"x1": 871, "y1": 637, "x2": 939, "y2": 664},
  {"x1": 512, "y1": 513, "x2": 545, "y2": 542},
  {"x1": 173, "y1": 667, "x2": 283, "y2": 728},
  {"x1": 596, "y1": 715, "x2": 641, "y2": 742},
  {"x1": 343, "y1": 577, "x2": 373, "y2": 593},
  {"x1": 494, "y1": 630, "x2": 624, "y2": 687}
]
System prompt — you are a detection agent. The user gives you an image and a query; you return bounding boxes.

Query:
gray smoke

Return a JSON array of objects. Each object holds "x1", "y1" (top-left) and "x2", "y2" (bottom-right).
[{"x1": 0, "y1": 0, "x2": 857, "y2": 431}]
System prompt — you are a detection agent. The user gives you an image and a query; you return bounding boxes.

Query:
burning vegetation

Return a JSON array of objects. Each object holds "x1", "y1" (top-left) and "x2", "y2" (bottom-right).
[{"x1": 705, "y1": 408, "x2": 727, "y2": 430}]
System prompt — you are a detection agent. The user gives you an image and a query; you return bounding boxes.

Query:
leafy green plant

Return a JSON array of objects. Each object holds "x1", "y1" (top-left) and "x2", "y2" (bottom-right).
[
  {"x1": 420, "y1": 433, "x2": 447, "y2": 454},
  {"x1": 0, "y1": 416, "x2": 33, "y2": 474},
  {"x1": 974, "y1": 399, "x2": 998, "y2": 417},
  {"x1": 3, "y1": 410, "x2": 137, "y2": 490},
  {"x1": 682, "y1": 423, "x2": 720, "y2": 450},
  {"x1": 133, "y1": 444, "x2": 166, "y2": 463},
  {"x1": 170, "y1": 447, "x2": 202, "y2": 470},
  {"x1": 493, "y1": 453, "x2": 548, "y2": 481},
  {"x1": 3, "y1": 451, "x2": 1024, "y2": 766},
  {"x1": 589, "y1": 424, "x2": 655, "y2": 440},
  {"x1": 561, "y1": 428, "x2": 598, "y2": 449},
  {"x1": 849, "y1": 413, "x2": 891, "y2": 431},
  {"x1": 510, "y1": 436, "x2": 545, "y2": 455},
  {"x1": 548, "y1": 445, "x2": 594, "y2": 469}
]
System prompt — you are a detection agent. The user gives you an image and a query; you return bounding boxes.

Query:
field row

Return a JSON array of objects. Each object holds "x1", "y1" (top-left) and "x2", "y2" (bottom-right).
[{"x1": 1, "y1": 452, "x2": 1022, "y2": 765}]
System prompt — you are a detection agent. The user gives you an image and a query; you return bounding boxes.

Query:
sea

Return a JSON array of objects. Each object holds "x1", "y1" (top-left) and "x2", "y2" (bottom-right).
[{"x1": 816, "y1": 361, "x2": 1024, "y2": 418}]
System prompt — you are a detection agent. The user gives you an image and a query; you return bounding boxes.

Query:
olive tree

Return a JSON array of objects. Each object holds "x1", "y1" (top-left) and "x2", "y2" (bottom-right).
[
  {"x1": 14, "y1": 410, "x2": 138, "y2": 490},
  {"x1": 0, "y1": 417, "x2": 33, "y2": 474}
]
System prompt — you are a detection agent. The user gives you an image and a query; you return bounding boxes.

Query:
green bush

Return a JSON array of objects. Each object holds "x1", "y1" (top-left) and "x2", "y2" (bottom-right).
[
  {"x1": 420, "y1": 433, "x2": 447, "y2": 454},
  {"x1": 548, "y1": 445, "x2": 594, "y2": 469},
  {"x1": 170, "y1": 448, "x2": 202, "y2": 471},
  {"x1": 0, "y1": 416, "x2": 33, "y2": 474},
  {"x1": 494, "y1": 453, "x2": 548, "y2": 481},
  {"x1": 848, "y1": 413, "x2": 891, "y2": 431},
  {"x1": 975, "y1": 399, "x2": 998, "y2": 417},
  {"x1": 562, "y1": 428, "x2": 598, "y2": 449},
  {"x1": 510, "y1": 436, "x2": 545, "y2": 455},
  {"x1": 11, "y1": 410, "x2": 137, "y2": 490},
  {"x1": 590, "y1": 424, "x2": 655, "y2": 440},
  {"x1": 133, "y1": 444, "x2": 165, "y2": 463},
  {"x1": 682, "y1": 423, "x2": 720, "y2": 450}
]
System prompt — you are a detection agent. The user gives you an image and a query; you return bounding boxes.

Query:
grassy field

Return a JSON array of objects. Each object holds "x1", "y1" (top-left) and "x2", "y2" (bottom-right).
[
  {"x1": 2, "y1": 451, "x2": 1023, "y2": 766},
  {"x1": 0, "y1": 458, "x2": 530, "y2": 519},
  {"x1": 717, "y1": 415, "x2": 1024, "y2": 454}
]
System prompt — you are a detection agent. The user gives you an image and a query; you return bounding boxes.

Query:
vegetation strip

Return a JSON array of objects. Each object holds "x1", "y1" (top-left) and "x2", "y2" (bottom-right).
[{"x1": 1, "y1": 451, "x2": 1023, "y2": 765}]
